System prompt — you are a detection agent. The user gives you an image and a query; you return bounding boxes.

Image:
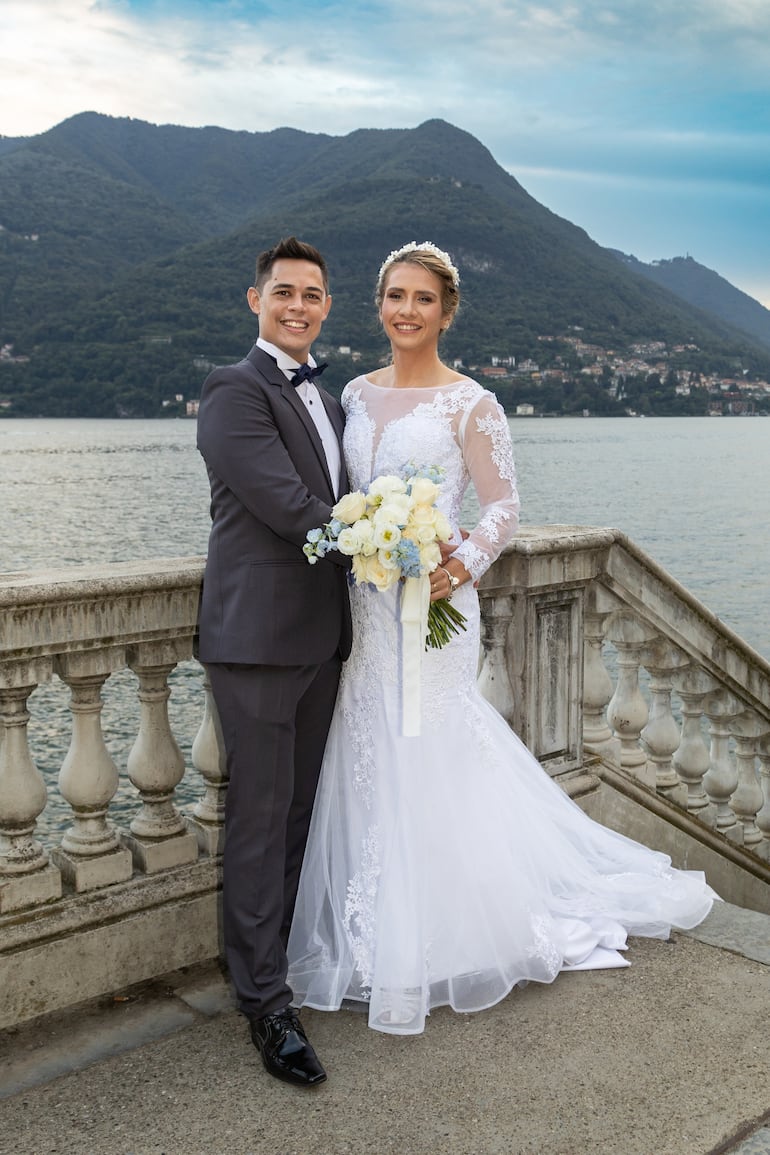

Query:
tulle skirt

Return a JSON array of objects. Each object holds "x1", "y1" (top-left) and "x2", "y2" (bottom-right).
[{"x1": 287, "y1": 581, "x2": 717, "y2": 1034}]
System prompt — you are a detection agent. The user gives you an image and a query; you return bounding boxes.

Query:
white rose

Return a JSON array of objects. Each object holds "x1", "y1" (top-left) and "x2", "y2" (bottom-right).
[
  {"x1": 332, "y1": 490, "x2": 367, "y2": 523},
  {"x1": 336, "y1": 524, "x2": 366, "y2": 555},
  {"x1": 378, "y1": 496, "x2": 412, "y2": 525},
  {"x1": 410, "y1": 477, "x2": 441, "y2": 505},
  {"x1": 410, "y1": 503, "x2": 440, "y2": 528},
  {"x1": 355, "y1": 519, "x2": 378, "y2": 556},
  {"x1": 368, "y1": 475, "x2": 407, "y2": 501}
]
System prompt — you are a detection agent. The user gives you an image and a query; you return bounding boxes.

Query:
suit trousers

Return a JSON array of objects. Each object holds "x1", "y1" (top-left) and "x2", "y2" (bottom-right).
[{"x1": 207, "y1": 657, "x2": 342, "y2": 1019}]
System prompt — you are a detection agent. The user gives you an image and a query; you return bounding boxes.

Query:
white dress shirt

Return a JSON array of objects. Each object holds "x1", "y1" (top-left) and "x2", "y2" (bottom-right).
[{"x1": 257, "y1": 337, "x2": 341, "y2": 498}]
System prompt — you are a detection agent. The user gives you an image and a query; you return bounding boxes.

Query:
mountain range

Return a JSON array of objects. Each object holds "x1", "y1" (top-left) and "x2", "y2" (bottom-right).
[
  {"x1": 1, "y1": 112, "x2": 769, "y2": 416},
  {"x1": 610, "y1": 252, "x2": 770, "y2": 351}
]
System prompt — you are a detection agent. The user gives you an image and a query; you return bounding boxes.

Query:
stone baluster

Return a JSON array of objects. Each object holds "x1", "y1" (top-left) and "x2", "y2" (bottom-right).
[
  {"x1": 640, "y1": 641, "x2": 689, "y2": 804},
  {"x1": 702, "y1": 690, "x2": 743, "y2": 841},
  {"x1": 477, "y1": 595, "x2": 516, "y2": 727},
  {"x1": 756, "y1": 734, "x2": 770, "y2": 861},
  {"x1": 729, "y1": 711, "x2": 768, "y2": 853},
  {"x1": 51, "y1": 652, "x2": 134, "y2": 892},
  {"x1": 670, "y1": 667, "x2": 718, "y2": 821},
  {"x1": 582, "y1": 587, "x2": 621, "y2": 764},
  {"x1": 187, "y1": 668, "x2": 228, "y2": 856},
  {"x1": 0, "y1": 682, "x2": 62, "y2": 912},
  {"x1": 123, "y1": 643, "x2": 198, "y2": 873},
  {"x1": 605, "y1": 612, "x2": 658, "y2": 787}
]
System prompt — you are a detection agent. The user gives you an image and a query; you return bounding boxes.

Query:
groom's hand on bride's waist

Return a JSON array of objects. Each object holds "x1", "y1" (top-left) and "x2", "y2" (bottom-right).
[
  {"x1": 439, "y1": 530, "x2": 479, "y2": 588},
  {"x1": 439, "y1": 528, "x2": 468, "y2": 566}
]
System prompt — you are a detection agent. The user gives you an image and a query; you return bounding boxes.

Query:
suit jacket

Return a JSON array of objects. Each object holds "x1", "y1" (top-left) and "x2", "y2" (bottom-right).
[{"x1": 196, "y1": 344, "x2": 352, "y2": 666}]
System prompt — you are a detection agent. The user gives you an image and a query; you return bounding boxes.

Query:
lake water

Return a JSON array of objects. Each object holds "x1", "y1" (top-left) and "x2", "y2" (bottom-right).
[
  {"x1": 2, "y1": 415, "x2": 769, "y2": 836},
  {"x1": 3, "y1": 415, "x2": 767, "y2": 652}
]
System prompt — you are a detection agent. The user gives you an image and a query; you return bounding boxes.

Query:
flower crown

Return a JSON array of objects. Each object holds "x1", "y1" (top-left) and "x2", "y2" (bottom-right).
[{"x1": 377, "y1": 241, "x2": 460, "y2": 290}]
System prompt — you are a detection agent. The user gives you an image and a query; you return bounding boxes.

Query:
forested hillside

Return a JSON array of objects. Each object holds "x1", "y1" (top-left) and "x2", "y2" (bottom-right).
[{"x1": 1, "y1": 113, "x2": 769, "y2": 416}]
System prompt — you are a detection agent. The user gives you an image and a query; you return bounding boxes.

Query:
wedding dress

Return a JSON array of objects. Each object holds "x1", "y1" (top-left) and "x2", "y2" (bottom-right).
[{"x1": 287, "y1": 375, "x2": 716, "y2": 1035}]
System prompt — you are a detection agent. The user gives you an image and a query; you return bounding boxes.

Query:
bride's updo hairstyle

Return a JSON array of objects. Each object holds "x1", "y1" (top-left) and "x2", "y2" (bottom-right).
[{"x1": 375, "y1": 241, "x2": 461, "y2": 330}]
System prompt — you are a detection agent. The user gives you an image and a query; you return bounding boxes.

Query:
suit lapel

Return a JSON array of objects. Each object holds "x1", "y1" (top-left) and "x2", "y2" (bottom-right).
[{"x1": 247, "y1": 345, "x2": 338, "y2": 501}]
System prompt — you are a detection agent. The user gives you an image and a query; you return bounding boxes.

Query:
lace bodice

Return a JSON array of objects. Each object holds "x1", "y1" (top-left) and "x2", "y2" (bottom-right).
[{"x1": 341, "y1": 375, "x2": 520, "y2": 580}]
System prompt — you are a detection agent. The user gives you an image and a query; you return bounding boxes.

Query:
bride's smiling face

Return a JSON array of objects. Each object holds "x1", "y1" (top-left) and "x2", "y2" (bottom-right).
[{"x1": 380, "y1": 263, "x2": 449, "y2": 352}]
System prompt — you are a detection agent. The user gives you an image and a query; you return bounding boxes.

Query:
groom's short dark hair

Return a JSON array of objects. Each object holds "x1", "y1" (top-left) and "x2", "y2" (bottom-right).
[{"x1": 254, "y1": 237, "x2": 329, "y2": 293}]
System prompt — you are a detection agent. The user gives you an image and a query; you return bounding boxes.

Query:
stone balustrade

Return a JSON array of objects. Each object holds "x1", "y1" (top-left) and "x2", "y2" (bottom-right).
[
  {"x1": 2, "y1": 529, "x2": 770, "y2": 1027},
  {"x1": 477, "y1": 526, "x2": 770, "y2": 865}
]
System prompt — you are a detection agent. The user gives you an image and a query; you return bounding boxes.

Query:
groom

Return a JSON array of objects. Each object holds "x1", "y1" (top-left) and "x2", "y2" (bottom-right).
[{"x1": 197, "y1": 236, "x2": 351, "y2": 1087}]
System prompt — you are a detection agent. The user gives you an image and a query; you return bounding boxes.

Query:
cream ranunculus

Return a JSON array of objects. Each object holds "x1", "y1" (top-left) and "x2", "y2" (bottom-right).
[
  {"x1": 332, "y1": 490, "x2": 367, "y2": 523},
  {"x1": 364, "y1": 554, "x2": 400, "y2": 591},
  {"x1": 433, "y1": 511, "x2": 453, "y2": 541},
  {"x1": 413, "y1": 522, "x2": 439, "y2": 545},
  {"x1": 407, "y1": 505, "x2": 441, "y2": 544},
  {"x1": 351, "y1": 553, "x2": 369, "y2": 584},
  {"x1": 409, "y1": 476, "x2": 441, "y2": 505},
  {"x1": 419, "y1": 541, "x2": 442, "y2": 570}
]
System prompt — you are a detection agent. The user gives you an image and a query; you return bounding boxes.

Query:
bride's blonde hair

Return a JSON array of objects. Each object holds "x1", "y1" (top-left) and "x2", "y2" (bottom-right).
[{"x1": 375, "y1": 241, "x2": 460, "y2": 330}]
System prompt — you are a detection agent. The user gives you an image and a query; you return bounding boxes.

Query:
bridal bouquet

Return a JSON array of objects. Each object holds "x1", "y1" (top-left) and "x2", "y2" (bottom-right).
[{"x1": 304, "y1": 464, "x2": 466, "y2": 649}]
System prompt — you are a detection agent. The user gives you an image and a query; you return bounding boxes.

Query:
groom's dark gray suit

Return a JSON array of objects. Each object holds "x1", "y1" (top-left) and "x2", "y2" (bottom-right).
[{"x1": 197, "y1": 343, "x2": 351, "y2": 1019}]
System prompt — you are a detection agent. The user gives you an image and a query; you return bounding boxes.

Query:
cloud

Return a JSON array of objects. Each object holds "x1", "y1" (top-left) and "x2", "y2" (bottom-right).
[
  {"x1": 1, "y1": 0, "x2": 178, "y2": 132},
  {"x1": 1, "y1": 0, "x2": 406, "y2": 134},
  {"x1": 5, "y1": 0, "x2": 770, "y2": 147},
  {"x1": 2, "y1": 0, "x2": 770, "y2": 303}
]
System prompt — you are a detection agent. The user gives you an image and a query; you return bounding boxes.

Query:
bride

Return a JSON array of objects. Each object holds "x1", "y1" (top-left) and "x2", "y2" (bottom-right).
[{"x1": 287, "y1": 241, "x2": 716, "y2": 1035}]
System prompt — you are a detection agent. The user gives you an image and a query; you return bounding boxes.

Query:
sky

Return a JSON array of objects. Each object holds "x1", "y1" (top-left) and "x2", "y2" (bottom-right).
[{"x1": 2, "y1": 0, "x2": 770, "y2": 307}]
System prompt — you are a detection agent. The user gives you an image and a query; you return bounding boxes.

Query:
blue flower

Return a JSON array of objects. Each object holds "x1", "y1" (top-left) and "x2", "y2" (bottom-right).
[
  {"x1": 394, "y1": 538, "x2": 422, "y2": 578},
  {"x1": 399, "y1": 461, "x2": 446, "y2": 489}
]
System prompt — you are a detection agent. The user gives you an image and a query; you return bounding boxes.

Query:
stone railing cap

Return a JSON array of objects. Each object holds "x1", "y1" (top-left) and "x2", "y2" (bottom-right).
[
  {"x1": 0, "y1": 557, "x2": 205, "y2": 608},
  {"x1": 504, "y1": 525, "x2": 620, "y2": 555}
]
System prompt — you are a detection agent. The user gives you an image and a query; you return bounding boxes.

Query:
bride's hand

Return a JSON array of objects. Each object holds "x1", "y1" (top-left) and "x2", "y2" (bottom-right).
[{"x1": 430, "y1": 558, "x2": 471, "y2": 603}]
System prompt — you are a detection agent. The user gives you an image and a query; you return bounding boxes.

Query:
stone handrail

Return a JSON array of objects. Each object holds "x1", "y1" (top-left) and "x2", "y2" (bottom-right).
[
  {"x1": 1, "y1": 529, "x2": 769, "y2": 1025},
  {"x1": 477, "y1": 526, "x2": 770, "y2": 860}
]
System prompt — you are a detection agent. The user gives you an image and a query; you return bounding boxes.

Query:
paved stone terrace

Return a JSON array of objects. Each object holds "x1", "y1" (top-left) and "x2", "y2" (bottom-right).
[{"x1": 1, "y1": 902, "x2": 769, "y2": 1155}]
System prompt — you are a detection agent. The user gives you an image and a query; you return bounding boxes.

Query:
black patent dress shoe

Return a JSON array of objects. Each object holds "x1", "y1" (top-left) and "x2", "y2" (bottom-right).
[{"x1": 249, "y1": 1007, "x2": 327, "y2": 1088}]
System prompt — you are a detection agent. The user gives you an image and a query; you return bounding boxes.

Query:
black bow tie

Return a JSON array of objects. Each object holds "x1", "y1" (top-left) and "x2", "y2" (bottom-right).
[{"x1": 291, "y1": 362, "x2": 328, "y2": 387}]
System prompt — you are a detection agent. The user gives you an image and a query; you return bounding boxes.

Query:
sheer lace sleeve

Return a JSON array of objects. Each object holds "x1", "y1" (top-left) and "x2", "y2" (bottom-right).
[{"x1": 451, "y1": 392, "x2": 520, "y2": 581}]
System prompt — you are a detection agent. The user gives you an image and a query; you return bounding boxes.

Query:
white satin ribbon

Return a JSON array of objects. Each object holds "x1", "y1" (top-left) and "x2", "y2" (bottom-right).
[{"x1": 400, "y1": 574, "x2": 430, "y2": 737}]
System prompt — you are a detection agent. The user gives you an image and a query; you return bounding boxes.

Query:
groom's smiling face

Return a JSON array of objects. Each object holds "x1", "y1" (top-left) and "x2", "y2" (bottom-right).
[{"x1": 247, "y1": 258, "x2": 332, "y2": 362}]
